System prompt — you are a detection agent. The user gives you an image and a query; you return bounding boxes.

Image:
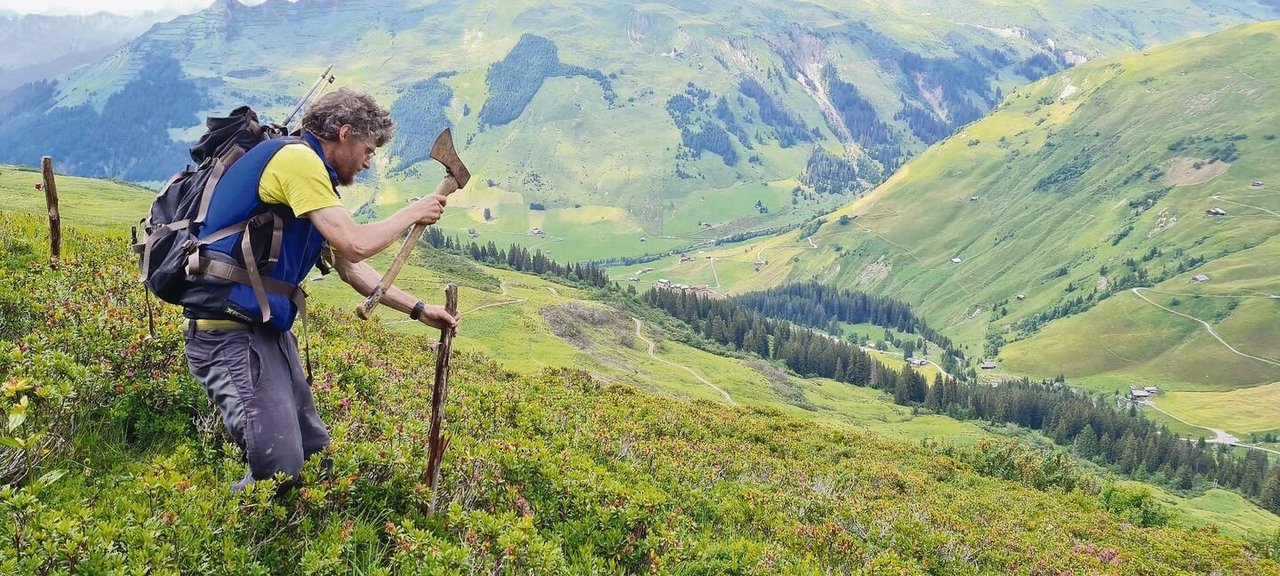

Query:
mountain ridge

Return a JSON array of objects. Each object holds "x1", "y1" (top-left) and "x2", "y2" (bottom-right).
[
  {"x1": 0, "y1": 10, "x2": 181, "y2": 95},
  {"x1": 2, "y1": 0, "x2": 1277, "y2": 262}
]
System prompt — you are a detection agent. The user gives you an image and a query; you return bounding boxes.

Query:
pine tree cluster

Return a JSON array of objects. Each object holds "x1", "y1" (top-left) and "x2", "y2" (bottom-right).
[
  {"x1": 946, "y1": 378, "x2": 1280, "y2": 513},
  {"x1": 421, "y1": 227, "x2": 609, "y2": 288},
  {"x1": 733, "y1": 282, "x2": 966, "y2": 375},
  {"x1": 648, "y1": 283, "x2": 1279, "y2": 512}
]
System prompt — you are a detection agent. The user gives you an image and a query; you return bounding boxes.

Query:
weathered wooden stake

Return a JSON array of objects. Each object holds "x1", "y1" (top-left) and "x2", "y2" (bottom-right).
[
  {"x1": 425, "y1": 283, "x2": 458, "y2": 514},
  {"x1": 41, "y1": 156, "x2": 61, "y2": 268}
]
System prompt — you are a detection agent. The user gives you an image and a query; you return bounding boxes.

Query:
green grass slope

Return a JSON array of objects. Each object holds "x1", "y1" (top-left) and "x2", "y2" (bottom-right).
[
  {"x1": 0, "y1": 163, "x2": 986, "y2": 445},
  {"x1": 7, "y1": 164, "x2": 1280, "y2": 552},
  {"x1": 4, "y1": 211, "x2": 1280, "y2": 573},
  {"x1": 0, "y1": 164, "x2": 155, "y2": 231},
  {"x1": 306, "y1": 232, "x2": 990, "y2": 446},
  {"x1": 724, "y1": 22, "x2": 1280, "y2": 436}
]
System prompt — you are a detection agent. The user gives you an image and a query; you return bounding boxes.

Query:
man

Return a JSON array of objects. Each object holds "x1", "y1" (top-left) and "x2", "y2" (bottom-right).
[{"x1": 183, "y1": 88, "x2": 456, "y2": 492}]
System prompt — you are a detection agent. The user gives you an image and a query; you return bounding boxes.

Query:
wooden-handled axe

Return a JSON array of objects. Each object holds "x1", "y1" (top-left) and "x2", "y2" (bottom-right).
[{"x1": 355, "y1": 128, "x2": 471, "y2": 320}]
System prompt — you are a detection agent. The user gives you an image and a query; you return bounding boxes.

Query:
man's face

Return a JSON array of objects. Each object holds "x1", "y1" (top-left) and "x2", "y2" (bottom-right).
[{"x1": 335, "y1": 125, "x2": 376, "y2": 186}]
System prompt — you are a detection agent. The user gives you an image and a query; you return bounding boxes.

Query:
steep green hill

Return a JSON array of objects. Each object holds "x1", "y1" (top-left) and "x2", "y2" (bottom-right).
[
  {"x1": 696, "y1": 23, "x2": 1280, "y2": 438},
  {"x1": 3, "y1": 209, "x2": 1280, "y2": 573},
  {"x1": 2, "y1": 0, "x2": 1278, "y2": 263}
]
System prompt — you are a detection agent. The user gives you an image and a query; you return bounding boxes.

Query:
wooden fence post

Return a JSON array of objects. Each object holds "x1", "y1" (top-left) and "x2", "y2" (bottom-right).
[{"x1": 41, "y1": 156, "x2": 61, "y2": 268}]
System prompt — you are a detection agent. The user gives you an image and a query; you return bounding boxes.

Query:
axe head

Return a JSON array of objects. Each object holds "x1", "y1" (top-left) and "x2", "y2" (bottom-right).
[{"x1": 430, "y1": 128, "x2": 471, "y2": 189}]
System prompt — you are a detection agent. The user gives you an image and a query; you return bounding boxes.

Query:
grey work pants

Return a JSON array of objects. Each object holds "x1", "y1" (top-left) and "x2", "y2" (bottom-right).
[{"x1": 184, "y1": 322, "x2": 330, "y2": 487}]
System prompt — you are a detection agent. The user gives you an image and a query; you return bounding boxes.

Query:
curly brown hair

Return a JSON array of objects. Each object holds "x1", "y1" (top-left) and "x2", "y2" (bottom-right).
[{"x1": 301, "y1": 88, "x2": 396, "y2": 146}]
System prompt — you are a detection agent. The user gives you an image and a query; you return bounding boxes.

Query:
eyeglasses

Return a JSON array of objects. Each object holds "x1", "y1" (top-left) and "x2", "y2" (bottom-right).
[{"x1": 360, "y1": 139, "x2": 377, "y2": 160}]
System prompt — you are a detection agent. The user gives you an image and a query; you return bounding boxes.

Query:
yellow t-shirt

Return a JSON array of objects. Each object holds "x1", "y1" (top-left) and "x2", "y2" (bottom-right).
[{"x1": 257, "y1": 143, "x2": 342, "y2": 216}]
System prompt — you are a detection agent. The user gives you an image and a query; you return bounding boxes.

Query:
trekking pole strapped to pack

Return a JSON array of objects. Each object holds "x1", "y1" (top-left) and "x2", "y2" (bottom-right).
[{"x1": 281, "y1": 64, "x2": 334, "y2": 131}]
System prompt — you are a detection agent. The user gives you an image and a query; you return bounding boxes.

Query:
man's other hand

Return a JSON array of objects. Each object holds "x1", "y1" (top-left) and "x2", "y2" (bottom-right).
[{"x1": 419, "y1": 304, "x2": 459, "y2": 331}]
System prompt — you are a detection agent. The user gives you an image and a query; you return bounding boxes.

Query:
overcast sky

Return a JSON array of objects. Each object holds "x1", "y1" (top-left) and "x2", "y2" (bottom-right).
[{"x1": 0, "y1": 0, "x2": 272, "y2": 16}]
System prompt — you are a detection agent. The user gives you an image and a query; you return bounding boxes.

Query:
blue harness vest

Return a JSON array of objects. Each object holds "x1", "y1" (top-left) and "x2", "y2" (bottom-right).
[{"x1": 182, "y1": 132, "x2": 339, "y2": 332}]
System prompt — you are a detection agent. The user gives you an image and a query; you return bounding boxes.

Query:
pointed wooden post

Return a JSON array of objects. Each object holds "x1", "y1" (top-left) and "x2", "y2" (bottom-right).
[
  {"x1": 425, "y1": 283, "x2": 458, "y2": 514},
  {"x1": 41, "y1": 156, "x2": 61, "y2": 268}
]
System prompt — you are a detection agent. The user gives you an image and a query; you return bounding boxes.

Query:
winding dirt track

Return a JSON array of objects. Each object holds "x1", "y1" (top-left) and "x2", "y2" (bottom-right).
[
  {"x1": 1145, "y1": 402, "x2": 1280, "y2": 455},
  {"x1": 1130, "y1": 288, "x2": 1280, "y2": 368},
  {"x1": 632, "y1": 317, "x2": 736, "y2": 406},
  {"x1": 458, "y1": 281, "x2": 525, "y2": 317},
  {"x1": 1211, "y1": 194, "x2": 1280, "y2": 218},
  {"x1": 1127, "y1": 287, "x2": 1280, "y2": 454}
]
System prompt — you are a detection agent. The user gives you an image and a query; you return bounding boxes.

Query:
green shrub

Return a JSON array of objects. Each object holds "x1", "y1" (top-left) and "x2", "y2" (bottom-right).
[{"x1": 1101, "y1": 483, "x2": 1171, "y2": 528}]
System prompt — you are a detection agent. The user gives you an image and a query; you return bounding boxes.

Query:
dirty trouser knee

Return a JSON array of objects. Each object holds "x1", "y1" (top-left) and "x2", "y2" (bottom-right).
[{"x1": 184, "y1": 323, "x2": 331, "y2": 484}]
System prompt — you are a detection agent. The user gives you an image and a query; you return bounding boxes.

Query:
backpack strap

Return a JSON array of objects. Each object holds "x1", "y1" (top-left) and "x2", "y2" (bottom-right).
[
  {"x1": 185, "y1": 210, "x2": 287, "y2": 323},
  {"x1": 193, "y1": 210, "x2": 277, "y2": 250},
  {"x1": 135, "y1": 219, "x2": 189, "y2": 281},
  {"x1": 191, "y1": 250, "x2": 314, "y2": 383},
  {"x1": 239, "y1": 220, "x2": 271, "y2": 323},
  {"x1": 192, "y1": 144, "x2": 252, "y2": 226},
  {"x1": 195, "y1": 158, "x2": 229, "y2": 226},
  {"x1": 153, "y1": 168, "x2": 190, "y2": 200},
  {"x1": 188, "y1": 257, "x2": 305, "y2": 310}
]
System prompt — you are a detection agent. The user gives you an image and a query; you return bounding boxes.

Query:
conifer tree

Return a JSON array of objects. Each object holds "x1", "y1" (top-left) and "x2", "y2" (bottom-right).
[
  {"x1": 1262, "y1": 469, "x2": 1280, "y2": 513},
  {"x1": 894, "y1": 374, "x2": 912, "y2": 405},
  {"x1": 1073, "y1": 424, "x2": 1099, "y2": 459},
  {"x1": 923, "y1": 374, "x2": 942, "y2": 412}
]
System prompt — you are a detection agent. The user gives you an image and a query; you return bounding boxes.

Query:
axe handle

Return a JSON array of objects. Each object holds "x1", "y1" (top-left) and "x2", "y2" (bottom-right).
[{"x1": 355, "y1": 175, "x2": 460, "y2": 320}]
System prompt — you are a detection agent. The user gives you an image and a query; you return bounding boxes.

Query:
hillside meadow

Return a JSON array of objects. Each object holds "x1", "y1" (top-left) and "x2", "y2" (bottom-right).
[
  {"x1": 0, "y1": 163, "x2": 988, "y2": 443},
  {"x1": 661, "y1": 23, "x2": 1280, "y2": 438},
  {"x1": 6, "y1": 161, "x2": 1280, "y2": 536},
  {"x1": 4, "y1": 207, "x2": 1280, "y2": 573}
]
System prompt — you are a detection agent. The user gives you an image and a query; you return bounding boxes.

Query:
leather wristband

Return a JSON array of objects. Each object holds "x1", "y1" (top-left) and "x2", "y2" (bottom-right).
[{"x1": 409, "y1": 300, "x2": 425, "y2": 321}]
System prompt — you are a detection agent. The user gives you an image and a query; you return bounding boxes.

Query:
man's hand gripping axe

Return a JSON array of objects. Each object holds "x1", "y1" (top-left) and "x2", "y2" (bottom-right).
[{"x1": 355, "y1": 128, "x2": 471, "y2": 320}]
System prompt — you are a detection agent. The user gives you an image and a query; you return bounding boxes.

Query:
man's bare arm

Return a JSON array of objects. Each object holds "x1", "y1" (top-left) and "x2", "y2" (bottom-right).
[
  {"x1": 306, "y1": 194, "x2": 446, "y2": 262},
  {"x1": 330, "y1": 255, "x2": 457, "y2": 329}
]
